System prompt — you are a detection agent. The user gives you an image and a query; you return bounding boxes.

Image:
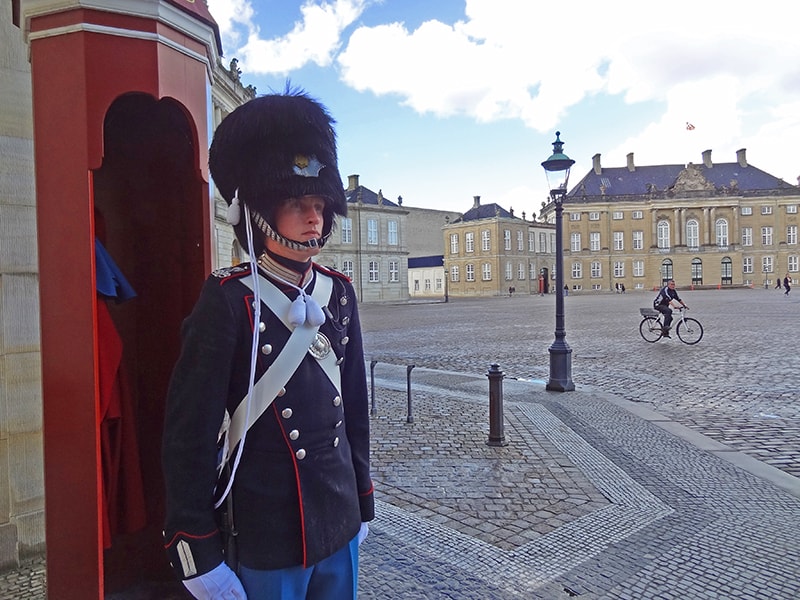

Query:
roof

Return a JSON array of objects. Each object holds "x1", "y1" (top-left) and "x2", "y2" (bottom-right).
[
  {"x1": 344, "y1": 185, "x2": 400, "y2": 207},
  {"x1": 408, "y1": 255, "x2": 444, "y2": 269},
  {"x1": 567, "y1": 156, "x2": 797, "y2": 202},
  {"x1": 453, "y1": 202, "x2": 515, "y2": 223}
]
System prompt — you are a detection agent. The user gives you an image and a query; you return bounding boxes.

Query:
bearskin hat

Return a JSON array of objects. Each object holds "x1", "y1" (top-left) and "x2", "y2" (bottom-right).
[{"x1": 209, "y1": 89, "x2": 347, "y2": 254}]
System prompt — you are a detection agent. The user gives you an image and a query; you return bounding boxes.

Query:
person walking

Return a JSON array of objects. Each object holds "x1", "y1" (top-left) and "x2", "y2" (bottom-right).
[
  {"x1": 162, "y1": 90, "x2": 374, "y2": 600},
  {"x1": 784, "y1": 274, "x2": 791, "y2": 295}
]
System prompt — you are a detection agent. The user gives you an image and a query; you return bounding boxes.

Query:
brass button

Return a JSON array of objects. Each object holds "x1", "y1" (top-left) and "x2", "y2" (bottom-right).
[
  {"x1": 341, "y1": 336, "x2": 350, "y2": 345},
  {"x1": 332, "y1": 395, "x2": 341, "y2": 407},
  {"x1": 295, "y1": 449, "x2": 306, "y2": 460},
  {"x1": 261, "y1": 344, "x2": 273, "y2": 355},
  {"x1": 282, "y1": 408, "x2": 293, "y2": 419},
  {"x1": 336, "y1": 357, "x2": 344, "y2": 366},
  {"x1": 277, "y1": 387, "x2": 286, "y2": 397},
  {"x1": 289, "y1": 429, "x2": 300, "y2": 440},
  {"x1": 342, "y1": 316, "x2": 350, "y2": 326},
  {"x1": 258, "y1": 322, "x2": 266, "y2": 333},
  {"x1": 333, "y1": 437, "x2": 340, "y2": 447}
]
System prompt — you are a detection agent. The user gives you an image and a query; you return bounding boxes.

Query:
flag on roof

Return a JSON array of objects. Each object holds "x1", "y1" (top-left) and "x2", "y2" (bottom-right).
[{"x1": 686, "y1": 122, "x2": 696, "y2": 130}]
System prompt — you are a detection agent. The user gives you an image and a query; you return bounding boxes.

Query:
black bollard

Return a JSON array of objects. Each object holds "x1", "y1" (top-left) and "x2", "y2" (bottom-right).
[
  {"x1": 487, "y1": 364, "x2": 508, "y2": 446},
  {"x1": 406, "y1": 364, "x2": 415, "y2": 423},
  {"x1": 370, "y1": 360, "x2": 378, "y2": 416}
]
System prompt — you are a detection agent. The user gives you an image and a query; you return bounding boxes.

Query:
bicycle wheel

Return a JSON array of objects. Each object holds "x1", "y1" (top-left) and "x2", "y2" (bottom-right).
[
  {"x1": 676, "y1": 318, "x2": 703, "y2": 344},
  {"x1": 639, "y1": 317, "x2": 663, "y2": 342}
]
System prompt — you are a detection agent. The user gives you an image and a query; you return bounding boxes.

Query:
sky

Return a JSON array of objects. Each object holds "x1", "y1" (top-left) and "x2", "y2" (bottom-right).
[{"x1": 206, "y1": 0, "x2": 800, "y2": 218}]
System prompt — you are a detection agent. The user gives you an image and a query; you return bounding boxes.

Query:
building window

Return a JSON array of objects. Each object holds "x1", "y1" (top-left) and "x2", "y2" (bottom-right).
[
  {"x1": 388, "y1": 260, "x2": 399, "y2": 282},
  {"x1": 450, "y1": 266, "x2": 459, "y2": 281},
  {"x1": 762, "y1": 256, "x2": 773, "y2": 273},
  {"x1": 612, "y1": 211, "x2": 623, "y2": 220},
  {"x1": 504, "y1": 229, "x2": 511, "y2": 250},
  {"x1": 742, "y1": 256, "x2": 753, "y2": 274},
  {"x1": 367, "y1": 219, "x2": 378, "y2": 245},
  {"x1": 762, "y1": 226, "x2": 773, "y2": 246},
  {"x1": 517, "y1": 263, "x2": 525, "y2": 279},
  {"x1": 787, "y1": 205, "x2": 798, "y2": 214},
  {"x1": 661, "y1": 259, "x2": 673, "y2": 283},
  {"x1": 632, "y1": 210, "x2": 643, "y2": 220},
  {"x1": 570, "y1": 233, "x2": 581, "y2": 252},
  {"x1": 517, "y1": 230, "x2": 524, "y2": 251},
  {"x1": 368, "y1": 260, "x2": 379, "y2": 282},
  {"x1": 691, "y1": 258, "x2": 703, "y2": 285},
  {"x1": 686, "y1": 219, "x2": 699, "y2": 249},
  {"x1": 435, "y1": 277, "x2": 442, "y2": 292},
  {"x1": 633, "y1": 260, "x2": 644, "y2": 277},
  {"x1": 613, "y1": 231, "x2": 624, "y2": 251},
  {"x1": 465, "y1": 232, "x2": 474, "y2": 253},
  {"x1": 789, "y1": 256, "x2": 799, "y2": 272},
  {"x1": 505, "y1": 262, "x2": 512, "y2": 280},
  {"x1": 450, "y1": 233, "x2": 459, "y2": 254},
  {"x1": 590, "y1": 261, "x2": 602, "y2": 278},
  {"x1": 590, "y1": 232, "x2": 600, "y2": 251},
  {"x1": 388, "y1": 220, "x2": 398, "y2": 245},
  {"x1": 741, "y1": 206, "x2": 752, "y2": 215},
  {"x1": 569, "y1": 212, "x2": 581, "y2": 221},
  {"x1": 715, "y1": 219, "x2": 728, "y2": 247},
  {"x1": 720, "y1": 257, "x2": 732, "y2": 285},
  {"x1": 539, "y1": 232, "x2": 547, "y2": 252},
  {"x1": 341, "y1": 218, "x2": 352, "y2": 244},
  {"x1": 787, "y1": 225, "x2": 798, "y2": 245},
  {"x1": 413, "y1": 279, "x2": 420, "y2": 292},
  {"x1": 571, "y1": 262, "x2": 582, "y2": 278},
  {"x1": 633, "y1": 231, "x2": 643, "y2": 250},
  {"x1": 742, "y1": 227, "x2": 752, "y2": 246},
  {"x1": 613, "y1": 261, "x2": 624, "y2": 277},
  {"x1": 761, "y1": 205, "x2": 773, "y2": 215},
  {"x1": 589, "y1": 212, "x2": 600, "y2": 221},
  {"x1": 528, "y1": 232, "x2": 535, "y2": 252},
  {"x1": 482, "y1": 230, "x2": 491, "y2": 251},
  {"x1": 466, "y1": 263, "x2": 475, "y2": 281},
  {"x1": 424, "y1": 278, "x2": 431, "y2": 291},
  {"x1": 342, "y1": 260, "x2": 354, "y2": 279},
  {"x1": 657, "y1": 220, "x2": 670, "y2": 249},
  {"x1": 482, "y1": 263, "x2": 492, "y2": 281}
]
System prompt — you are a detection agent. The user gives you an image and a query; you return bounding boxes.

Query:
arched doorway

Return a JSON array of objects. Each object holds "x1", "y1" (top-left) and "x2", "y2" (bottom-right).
[{"x1": 92, "y1": 93, "x2": 206, "y2": 592}]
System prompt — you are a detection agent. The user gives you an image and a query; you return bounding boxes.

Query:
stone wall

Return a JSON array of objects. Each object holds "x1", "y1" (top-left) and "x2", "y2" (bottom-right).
[{"x1": 0, "y1": 5, "x2": 46, "y2": 570}]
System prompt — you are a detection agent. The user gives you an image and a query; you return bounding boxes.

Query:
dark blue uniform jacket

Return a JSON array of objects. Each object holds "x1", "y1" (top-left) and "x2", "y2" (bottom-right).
[{"x1": 162, "y1": 262, "x2": 374, "y2": 577}]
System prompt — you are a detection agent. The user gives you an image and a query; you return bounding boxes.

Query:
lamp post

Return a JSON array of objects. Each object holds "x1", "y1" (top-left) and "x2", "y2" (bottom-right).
[
  {"x1": 443, "y1": 268, "x2": 449, "y2": 303},
  {"x1": 541, "y1": 131, "x2": 575, "y2": 392}
]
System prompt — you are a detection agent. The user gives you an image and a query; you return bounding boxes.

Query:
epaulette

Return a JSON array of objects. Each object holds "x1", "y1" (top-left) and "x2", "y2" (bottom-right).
[
  {"x1": 313, "y1": 262, "x2": 351, "y2": 283},
  {"x1": 211, "y1": 263, "x2": 251, "y2": 283}
]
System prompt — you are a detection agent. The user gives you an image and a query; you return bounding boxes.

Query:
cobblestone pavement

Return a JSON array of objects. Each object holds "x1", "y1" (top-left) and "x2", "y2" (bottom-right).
[
  {"x1": 359, "y1": 287, "x2": 800, "y2": 478},
  {"x1": 3, "y1": 288, "x2": 799, "y2": 598}
]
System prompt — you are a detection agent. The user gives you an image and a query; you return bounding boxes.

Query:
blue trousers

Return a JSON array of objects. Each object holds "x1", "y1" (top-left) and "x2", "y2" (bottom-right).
[{"x1": 238, "y1": 536, "x2": 359, "y2": 599}]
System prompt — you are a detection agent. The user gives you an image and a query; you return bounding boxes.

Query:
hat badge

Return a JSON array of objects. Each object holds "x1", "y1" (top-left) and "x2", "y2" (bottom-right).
[{"x1": 293, "y1": 154, "x2": 325, "y2": 178}]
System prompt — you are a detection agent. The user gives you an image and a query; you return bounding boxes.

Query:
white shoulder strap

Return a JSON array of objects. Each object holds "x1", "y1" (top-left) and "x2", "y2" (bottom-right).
[{"x1": 224, "y1": 271, "x2": 333, "y2": 461}]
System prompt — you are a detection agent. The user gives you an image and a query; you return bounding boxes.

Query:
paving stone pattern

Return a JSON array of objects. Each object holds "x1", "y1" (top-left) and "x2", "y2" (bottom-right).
[{"x1": 2, "y1": 288, "x2": 798, "y2": 599}]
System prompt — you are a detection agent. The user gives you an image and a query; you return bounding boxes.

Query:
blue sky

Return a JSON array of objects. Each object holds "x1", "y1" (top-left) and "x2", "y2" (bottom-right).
[{"x1": 207, "y1": 0, "x2": 800, "y2": 217}]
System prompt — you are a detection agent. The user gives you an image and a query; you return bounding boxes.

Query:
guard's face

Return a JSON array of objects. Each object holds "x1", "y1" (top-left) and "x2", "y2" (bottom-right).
[{"x1": 268, "y1": 195, "x2": 326, "y2": 260}]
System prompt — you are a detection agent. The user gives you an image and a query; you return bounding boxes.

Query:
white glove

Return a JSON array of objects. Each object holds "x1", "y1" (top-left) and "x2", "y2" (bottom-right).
[
  {"x1": 183, "y1": 562, "x2": 247, "y2": 600},
  {"x1": 357, "y1": 522, "x2": 369, "y2": 545}
]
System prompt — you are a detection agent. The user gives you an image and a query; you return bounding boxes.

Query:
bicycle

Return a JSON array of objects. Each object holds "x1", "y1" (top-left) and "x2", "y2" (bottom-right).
[{"x1": 639, "y1": 306, "x2": 703, "y2": 344}]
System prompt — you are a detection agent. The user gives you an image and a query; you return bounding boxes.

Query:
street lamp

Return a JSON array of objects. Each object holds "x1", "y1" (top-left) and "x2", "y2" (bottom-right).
[
  {"x1": 443, "y1": 268, "x2": 449, "y2": 303},
  {"x1": 541, "y1": 131, "x2": 575, "y2": 392}
]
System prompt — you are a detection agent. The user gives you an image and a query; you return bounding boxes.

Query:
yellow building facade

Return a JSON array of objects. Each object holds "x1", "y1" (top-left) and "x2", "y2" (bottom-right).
[{"x1": 544, "y1": 150, "x2": 800, "y2": 291}]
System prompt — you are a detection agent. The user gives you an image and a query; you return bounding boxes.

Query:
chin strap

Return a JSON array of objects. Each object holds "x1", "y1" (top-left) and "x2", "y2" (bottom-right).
[{"x1": 251, "y1": 211, "x2": 331, "y2": 251}]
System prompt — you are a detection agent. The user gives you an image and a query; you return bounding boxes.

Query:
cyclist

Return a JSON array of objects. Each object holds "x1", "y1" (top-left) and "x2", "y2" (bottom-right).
[{"x1": 653, "y1": 279, "x2": 687, "y2": 338}]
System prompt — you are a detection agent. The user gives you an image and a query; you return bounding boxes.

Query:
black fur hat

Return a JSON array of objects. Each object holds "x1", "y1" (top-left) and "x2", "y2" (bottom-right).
[{"x1": 209, "y1": 89, "x2": 347, "y2": 254}]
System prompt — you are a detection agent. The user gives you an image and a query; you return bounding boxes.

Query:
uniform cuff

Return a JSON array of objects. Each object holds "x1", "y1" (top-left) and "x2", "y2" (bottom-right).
[{"x1": 164, "y1": 529, "x2": 224, "y2": 580}]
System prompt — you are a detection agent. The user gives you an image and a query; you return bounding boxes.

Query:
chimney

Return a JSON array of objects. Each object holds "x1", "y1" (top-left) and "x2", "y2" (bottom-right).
[
  {"x1": 702, "y1": 149, "x2": 712, "y2": 168},
  {"x1": 592, "y1": 153, "x2": 602, "y2": 175},
  {"x1": 347, "y1": 174, "x2": 359, "y2": 191},
  {"x1": 626, "y1": 152, "x2": 635, "y2": 172},
  {"x1": 736, "y1": 148, "x2": 748, "y2": 168},
  {"x1": 473, "y1": 195, "x2": 481, "y2": 209}
]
